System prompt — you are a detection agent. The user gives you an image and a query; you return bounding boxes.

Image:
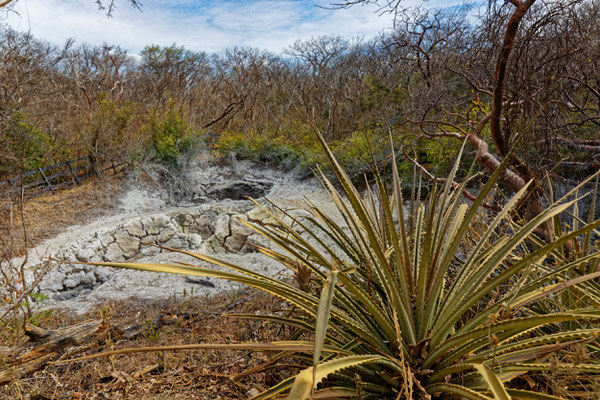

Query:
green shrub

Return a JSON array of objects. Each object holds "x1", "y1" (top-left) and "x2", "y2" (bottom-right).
[
  {"x1": 1, "y1": 113, "x2": 53, "y2": 173},
  {"x1": 215, "y1": 131, "x2": 318, "y2": 171},
  {"x1": 147, "y1": 105, "x2": 196, "y2": 167}
]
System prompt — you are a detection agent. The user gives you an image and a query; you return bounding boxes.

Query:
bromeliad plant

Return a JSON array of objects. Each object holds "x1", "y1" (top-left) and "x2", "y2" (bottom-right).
[{"x1": 62, "y1": 132, "x2": 600, "y2": 399}]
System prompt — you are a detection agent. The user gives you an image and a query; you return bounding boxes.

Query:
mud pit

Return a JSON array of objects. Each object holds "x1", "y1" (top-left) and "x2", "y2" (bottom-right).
[{"x1": 19, "y1": 153, "x2": 340, "y2": 314}]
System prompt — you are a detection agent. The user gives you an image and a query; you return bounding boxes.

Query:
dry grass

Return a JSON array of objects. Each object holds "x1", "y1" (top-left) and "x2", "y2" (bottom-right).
[
  {"x1": 0, "y1": 289, "x2": 296, "y2": 400},
  {"x1": 0, "y1": 174, "x2": 126, "y2": 254}
]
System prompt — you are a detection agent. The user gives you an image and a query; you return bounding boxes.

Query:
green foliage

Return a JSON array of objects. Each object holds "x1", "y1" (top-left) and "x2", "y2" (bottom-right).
[
  {"x1": 84, "y1": 134, "x2": 600, "y2": 399},
  {"x1": 358, "y1": 76, "x2": 405, "y2": 112},
  {"x1": 215, "y1": 131, "x2": 318, "y2": 171},
  {"x1": 144, "y1": 319, "x2": 160, "y2": 341},
  {"x1": 146, "y1": 105, "x2": 196, "y2": 167},
  {"x1": 418, "y1": 136, "x2": 463, "y2": 175},
  {"x1": 22, "y1": 291, "x2": 52, "y2": 327},
  {"x1": 2, "y1": 113, "x2": 53, "y2": 172}
]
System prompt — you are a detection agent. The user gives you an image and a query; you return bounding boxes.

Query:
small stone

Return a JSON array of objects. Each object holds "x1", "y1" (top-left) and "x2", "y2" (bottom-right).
[
  {"x1": 153, "y1": 215, "x2": 171, "y2": 228},
  {"x1": 140, "y1": 235, "x2": 156, "y2": 245},
  {"x1": 230, "y1": 216, "x2": 254, "y2": 236},
  {"x1": 247, "y1": 388, "x2": 260, "y2": 398},
  {"x1": 188, "y1": 234, "x2": 203, "y2": 249},
  {"x1": 188, "y1": 214, "x2": 215, "y2": 239},
  {"x1": 242, "y1": 234, "x2": 269, "y2": 253},
  {"x1": 176, "y1": 213, "x2": 194, "y2": 227},
  {"x1": 247, "y1": 206, "x2": 292, "y2": 226},
  {"x1": 53, "y1": 291, "x2": 76, "y2": 301},
  {"x1": 140, "y1": 246, "x2": 160, "y2": 256}
]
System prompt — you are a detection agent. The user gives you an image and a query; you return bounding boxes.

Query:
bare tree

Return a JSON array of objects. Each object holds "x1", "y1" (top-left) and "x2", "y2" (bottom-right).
[{"x1": 1, "y1": 0, "x2": 142, "y2": 15}]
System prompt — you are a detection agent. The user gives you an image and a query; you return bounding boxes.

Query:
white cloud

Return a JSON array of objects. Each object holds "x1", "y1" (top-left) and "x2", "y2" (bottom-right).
[{"x1": 2, "y1": 0, "x2": 462, "y2": 55}]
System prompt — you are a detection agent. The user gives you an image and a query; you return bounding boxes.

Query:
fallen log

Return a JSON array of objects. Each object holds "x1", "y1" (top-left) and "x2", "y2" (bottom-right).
[{"x1": 0, "y1": 319, "x2": 114, "y2": 386}]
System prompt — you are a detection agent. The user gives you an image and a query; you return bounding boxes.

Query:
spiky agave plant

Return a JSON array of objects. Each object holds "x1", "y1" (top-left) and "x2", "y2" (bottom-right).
[{"x1": 63, "y1": 133, "x2": 600, "y2": 399}]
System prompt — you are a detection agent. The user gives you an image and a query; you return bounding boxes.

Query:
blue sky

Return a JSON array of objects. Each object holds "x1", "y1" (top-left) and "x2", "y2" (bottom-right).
[{"x1": 3, "y1": 0, "x2": 462, "y2": 55}]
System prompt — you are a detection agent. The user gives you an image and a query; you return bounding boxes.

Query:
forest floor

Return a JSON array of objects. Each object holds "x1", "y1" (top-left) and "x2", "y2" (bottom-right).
[{"x1": 0, "y1": 289, "x2": 293, "y2": 400}]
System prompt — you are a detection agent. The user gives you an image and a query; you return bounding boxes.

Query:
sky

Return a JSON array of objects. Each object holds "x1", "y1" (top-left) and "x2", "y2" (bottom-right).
[{"x1": 2, "y1": 0, "x2": 462, "y2": 55}]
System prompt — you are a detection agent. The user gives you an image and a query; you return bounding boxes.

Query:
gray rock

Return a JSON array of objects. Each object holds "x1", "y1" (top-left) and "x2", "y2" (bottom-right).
[
  {"x1": 123, "y1": 219, "x2": 146, "y2": 238},
  {"x1": 39, "y1": 271, "x2": 66, "y2": 292},
  {"x1": 141, "y1": 217, "x2": 160, "y2": 235},
  {"x1": 97, "y1": 232, "x2": 115, "y2": 247},
  {"x1": 243, "y1": 234, "x2": 269, "y2": 253},
  {"x1": 230, "y1": 216, "x2": 255, "y2": 236},
  {"x1": 225, "y1": 232, "x2": 247, "y2": 252},
  {"x1": 190, "y1": 213, "x2": 216, "y2": 239},
  {"x1": 153, "y1": 215, "x2": 171, "y2": 228},
  {"x1": 104, "y1": 242, "x2": 126, "y2": 262},
  {"x1": 188, "y1": 234, "x2": 203, "y2": 249},
  {"x1": 94, "y1": 266, "x2": 113, "y2": 283},
  {"x1": 76, "y1": 246, "x2": 97, "y2": 262},
  {"x1": 78, "y1": 271, "x2": 96, "y2": 286},
  {"x1": 246, "y1": 205, "x2": 291, "y2": 226},
  {"x1": 164, "y1": 234, "x2": 189, "y2": 250},
  {"x1": 214, "y1": 214, "x2": 231, "y2": 242},
  {"x1": 156, "y1": 223, "x2": 178, "y2": 244},
  {"x1": 63, "y1": 278, "x2": 79, "y2": 289},
  {"x1": 176, "y1": 213, "x2": 194, "y2": 228},
  {"x1": 203, "y1": 235, "x2": 226, "y2": 253},
  {"x1": 63, "y1": 271, "x2": 96, "y2": 289},
  {"x1": 115, "y1": 234, "x2": 140, "y2": 259},
  {"x1": 54, "y1": 291, "x2": 77, "y2": 301},
  {"x1": 140, "y1": 246, "x2": 160, "y2": 256}
]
